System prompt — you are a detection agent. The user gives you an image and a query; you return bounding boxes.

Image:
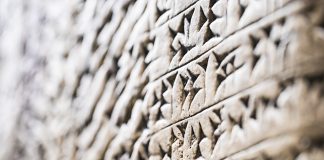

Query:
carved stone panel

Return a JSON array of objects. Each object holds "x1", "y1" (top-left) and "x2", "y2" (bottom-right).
[{"x1": 0, "y1": 0, "x2": 324, "y2": 160}]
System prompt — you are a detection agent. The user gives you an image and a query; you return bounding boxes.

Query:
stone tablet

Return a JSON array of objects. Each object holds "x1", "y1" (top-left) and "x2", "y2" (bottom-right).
[{"x1": 0, "y1": 0, "x2": 324, "y2": 160}]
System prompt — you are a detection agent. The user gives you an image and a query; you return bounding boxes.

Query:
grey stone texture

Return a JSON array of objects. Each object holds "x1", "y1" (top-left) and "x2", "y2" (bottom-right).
[{"x1": 0, "y1": 0, "x2": 324, "y2": 160}]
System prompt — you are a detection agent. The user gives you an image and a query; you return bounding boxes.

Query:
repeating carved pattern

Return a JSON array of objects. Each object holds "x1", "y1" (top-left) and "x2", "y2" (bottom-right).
[{"x1": 1, "y1": 0, "x2": 324, "y2": 160}]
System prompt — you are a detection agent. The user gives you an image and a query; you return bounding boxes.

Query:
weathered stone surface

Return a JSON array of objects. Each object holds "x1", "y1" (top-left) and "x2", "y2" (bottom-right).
[{"x1": 0, "y1": 0, "x2": 324, "y2": 160}]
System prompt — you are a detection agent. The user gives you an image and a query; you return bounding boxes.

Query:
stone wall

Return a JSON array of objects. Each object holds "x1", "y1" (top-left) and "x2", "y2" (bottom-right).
[{"x1": 0, "y1": 0, "x2": 324, "y2": 159}]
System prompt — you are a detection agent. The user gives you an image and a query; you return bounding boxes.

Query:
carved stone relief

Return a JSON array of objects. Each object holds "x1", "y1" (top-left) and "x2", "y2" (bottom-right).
[{"x1": 0, "y1": 0, "x2": 324, "y2": 160}]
